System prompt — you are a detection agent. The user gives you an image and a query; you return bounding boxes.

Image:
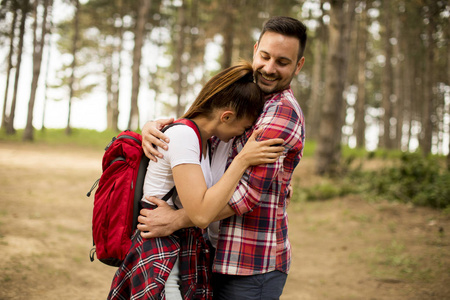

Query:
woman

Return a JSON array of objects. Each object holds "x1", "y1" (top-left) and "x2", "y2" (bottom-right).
[{"x1": 108, "y1": 61, "x2": 284, "y2": 300}]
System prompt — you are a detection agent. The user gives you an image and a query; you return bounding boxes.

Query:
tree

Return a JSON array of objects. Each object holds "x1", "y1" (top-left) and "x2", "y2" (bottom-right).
[
  {"x1": 420, "y1": 0, "x2": 437, "y2": 156},
  {"x1": 173, "y1": 0, "x2": 186, "y2": 118},
  {"x1": 40, "y1": 0, "x2": 54, "y2": 131},
  {"x1": 23, "y1": 0, "x2": 51, "y2": 141},
  {"x1": 354, "y1": 0, "x2": 368, "y2": 148},
  {"x1": 307, "y1": 2, "x2": 327, "y2": 141},
  {"x1": 65, "y1": 0, "x2": 80, "y2": 135},
  {"x1": 127, "y1": 0, "x2": 151, "y2": 130},
  {"x1": 316, "y1": 0, "x2": 356, "y2": 175},
  {"x1": 380, "y1": 0, "x2": 394, "y2": 149},
  {"x1": 6, "y1": 0, "x2": 30, "y2": 135},
  {"x1": 1, "y1": 0, "x2": 18, "y2": 130}
]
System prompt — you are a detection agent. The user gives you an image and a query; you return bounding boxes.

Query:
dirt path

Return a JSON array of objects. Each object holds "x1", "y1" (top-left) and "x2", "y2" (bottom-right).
[{"x1": 0, "y1": 142, "x2": 449, "y2": 299}]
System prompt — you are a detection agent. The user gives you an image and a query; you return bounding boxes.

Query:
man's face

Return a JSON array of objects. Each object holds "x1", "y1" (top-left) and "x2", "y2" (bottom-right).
[{"x1": 252, "y1": 31, "x2": 305, "y2": 94}]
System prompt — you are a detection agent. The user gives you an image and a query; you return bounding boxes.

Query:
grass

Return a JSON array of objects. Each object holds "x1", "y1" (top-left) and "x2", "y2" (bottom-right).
[{"x1": 0, "y1": 128, "x2": 123, "y2": 151}]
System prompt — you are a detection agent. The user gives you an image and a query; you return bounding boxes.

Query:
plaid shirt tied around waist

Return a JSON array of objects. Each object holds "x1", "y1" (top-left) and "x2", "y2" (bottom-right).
[
  {"x1": 108, "y1": 227, "x2": 212, "y2": 300},
  {"x1": 213, "y1": 87, "x2": 305, "y2": 276}
]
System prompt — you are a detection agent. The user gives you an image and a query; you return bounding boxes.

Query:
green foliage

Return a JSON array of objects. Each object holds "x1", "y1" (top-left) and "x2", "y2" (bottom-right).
[
  {"x1": 0, "y1": 128, "x2": 124, "y2": 150},
  {"x1": 350, "y1": 152, "x2": 450, "y2": 210}
]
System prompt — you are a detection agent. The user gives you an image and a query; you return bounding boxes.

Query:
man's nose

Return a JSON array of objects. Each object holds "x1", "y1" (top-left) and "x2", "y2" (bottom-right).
[{"x1": 262, "y1": 59, "x2": 276, "y2": 75}]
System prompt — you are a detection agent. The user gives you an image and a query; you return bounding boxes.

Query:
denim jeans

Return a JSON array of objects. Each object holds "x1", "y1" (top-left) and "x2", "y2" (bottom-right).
[{"x1": 212, "y1": 270, "x2": 288, "y2": 300}]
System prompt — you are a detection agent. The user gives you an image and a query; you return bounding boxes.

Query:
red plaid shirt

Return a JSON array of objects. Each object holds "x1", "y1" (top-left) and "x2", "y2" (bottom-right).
[
  {"x1": 108, "y1": 228, "x2": 212, "y2": 300},
  {"x1": 213, "y1": 87, "x2": 305, "y2": 276}
]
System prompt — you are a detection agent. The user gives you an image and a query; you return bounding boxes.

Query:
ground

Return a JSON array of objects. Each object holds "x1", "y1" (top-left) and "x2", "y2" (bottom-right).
[{"x1": 0, "y1": 141, "x2": 449, "y2": 300}]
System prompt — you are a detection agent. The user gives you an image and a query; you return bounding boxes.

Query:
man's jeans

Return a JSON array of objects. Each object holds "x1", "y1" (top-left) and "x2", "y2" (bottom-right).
[{"x1": 212, "y1": 271, "x2": 287, "y2": 300}]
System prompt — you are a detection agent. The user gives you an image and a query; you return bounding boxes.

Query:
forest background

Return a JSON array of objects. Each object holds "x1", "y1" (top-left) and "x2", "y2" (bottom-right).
[
  {"x1": 0, "y1": 0, "x2": 450, "y2": 299},
  {"x1": 1, "y1": 0, "x2": 450, "y2": 174}
]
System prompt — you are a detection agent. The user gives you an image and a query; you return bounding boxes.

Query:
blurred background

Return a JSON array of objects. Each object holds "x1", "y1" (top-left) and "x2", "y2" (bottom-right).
[
  {"x1": 1, "y1": 1, "x2": 450, "y2": 299},
  {"x1": 1, "y1": 0, "x2": 449, "y2": 162}
]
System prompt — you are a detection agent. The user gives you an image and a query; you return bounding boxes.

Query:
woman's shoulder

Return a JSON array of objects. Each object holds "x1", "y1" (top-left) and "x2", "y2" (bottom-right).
[
  {"x1": 164, "y1": 124, "x2": 200, "y2": 147},
  {"x1": 164, "y1": 123, "x2": 198, "y2": 136}
]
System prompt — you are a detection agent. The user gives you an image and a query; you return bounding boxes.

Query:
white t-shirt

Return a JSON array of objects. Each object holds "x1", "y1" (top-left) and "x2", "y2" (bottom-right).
[
  {"x1": 142, "y1": 125, "x2": 213, "y2": 208},
  {"x1": 207, "y1": 140, "x2": 233, "y2": 248}
]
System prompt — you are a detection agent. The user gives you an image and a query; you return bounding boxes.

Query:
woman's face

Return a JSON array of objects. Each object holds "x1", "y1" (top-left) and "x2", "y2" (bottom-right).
[{"x1": 216, "y1": 116, "x2": 255, "y2": 142}]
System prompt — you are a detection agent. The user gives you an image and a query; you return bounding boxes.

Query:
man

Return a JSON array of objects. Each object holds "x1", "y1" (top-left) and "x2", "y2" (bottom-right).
[{"x1": 139, "y1": 16, "x2": 307, "y2": 299}]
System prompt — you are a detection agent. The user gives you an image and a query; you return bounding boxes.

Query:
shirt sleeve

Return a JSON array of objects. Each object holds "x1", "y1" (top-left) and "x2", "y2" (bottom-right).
[
  {"x1": 164, "y1": 125, "x2": 201, "y2": 168},
  {"x1": 228, "y1": 100, "x2": 304, "y2": 216}
]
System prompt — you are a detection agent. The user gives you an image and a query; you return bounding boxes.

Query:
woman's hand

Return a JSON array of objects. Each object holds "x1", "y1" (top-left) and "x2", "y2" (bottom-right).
[
  {"x1": 236, "y1": 128, "x2": 285, "y2": 167},
  {"x1": 141, "y1": 118, "x2": 174, "y2": 161}
]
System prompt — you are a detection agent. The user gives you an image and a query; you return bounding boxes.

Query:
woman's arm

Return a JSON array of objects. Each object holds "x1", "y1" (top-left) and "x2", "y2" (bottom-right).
[
  {"x1": 137, "y1": 198, "x2": 235, "y2": 238},
  {"x1": 173, "y1": 129, "x2": 284, "y2": 229}
]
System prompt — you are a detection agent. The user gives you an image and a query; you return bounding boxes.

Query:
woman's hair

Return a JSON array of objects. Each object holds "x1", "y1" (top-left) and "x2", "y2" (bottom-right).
[{"x1": 182, "y1": 61, "x2": 264, "y2": 121}]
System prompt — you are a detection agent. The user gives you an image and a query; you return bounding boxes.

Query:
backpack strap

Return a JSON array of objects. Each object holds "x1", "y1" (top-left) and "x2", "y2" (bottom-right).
[
  {"x1": 132, "y1": 119, "x2": 203, "y2": 229},
  {"x1": 172, "y1": 118, "x2": 203, "y2": 160}
]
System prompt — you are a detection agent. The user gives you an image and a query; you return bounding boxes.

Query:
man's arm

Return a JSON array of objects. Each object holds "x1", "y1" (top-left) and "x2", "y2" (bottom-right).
[
  {"x1": 141, "y1": 118, "x2": 174, "y2": 161},
  {"x1": 228, "y1": 102, "x2": 303, "y2": 216},
  {"x1": 137, "y1": 197, "x2": 235, "y2": 238}
]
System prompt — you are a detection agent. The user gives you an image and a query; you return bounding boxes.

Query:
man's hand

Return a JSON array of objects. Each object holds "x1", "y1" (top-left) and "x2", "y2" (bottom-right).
[
  {"x1": 141, "y1": 118, "x2": 174, "y2": 162},
  {"x1": 286, "y1": 183, "x2": 293, "y2": 206},
  {"x1": 137, "y1": 197, "x2": 183, "y2": 238}
]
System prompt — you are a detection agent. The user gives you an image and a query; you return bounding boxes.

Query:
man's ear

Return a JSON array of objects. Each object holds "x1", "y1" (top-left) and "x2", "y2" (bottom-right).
[
  {"x1": 253, "y1": 41, "x2": 259, "y2": 57},
  {"x1": 295, "y1": 57, "x2": 305, "y2": 75},
  {"x1": 220, "y1": 110, "x2": 235, "y2": 123}
]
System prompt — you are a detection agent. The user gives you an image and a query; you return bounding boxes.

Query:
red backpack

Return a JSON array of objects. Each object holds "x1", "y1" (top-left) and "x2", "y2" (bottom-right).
[{"x1": 87, "y1": 119, "x2": 202, "y2": 267}]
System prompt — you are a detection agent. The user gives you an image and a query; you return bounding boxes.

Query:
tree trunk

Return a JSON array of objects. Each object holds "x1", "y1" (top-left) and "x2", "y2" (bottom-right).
[
  {"x1": 65, "y1": 0, "x2": 80, "y2": 135},
  {"x1": 110, "y1": 2, "x2": 124, "y2": 132},
  {"x1": 1, "y1": 8, "x2": 18, "y2": 130},
  {"x1": 420, "y1": 3, "x2": 435, "y2": 156},
  {"x1": 315, "y1": 0, "x2": 355, "y2": 175},
  {"x1": 380, "y1": 0, "x2": 394, "y2": 149},
  {"x1": 174, "y1": 0, "x2": 186, "y2": 118},
  {"x1": 447, "y1": 13, "x2": 450, "y2": 169},
  {"x1": 128, "y1": 0, "x2": 151, "y2": 130},
  {"x1": 41, "y1": 0, "x2": 54, "y2": 131},
  {"x1": 307, "y1": 4, "x2": 326, "y2": 142},
  {"x1": 106, "y1": 54, "x2": 114, "y2": 130},
  {"x1": 221, "y1": 0, "x2": 235, "y2": 69},
  {"x1": 354, "y1": 0, "x2": 368, "y2": 149},
  {"x1": 401, "y1": 21, "x2": 413, "y2": 152},
  {"x1": 24, "y1": 0, "x2": 50, "y2": 141},
  {"x1": 307, "y1": 33, "x2": 324, "y2": 141},
  {"x1": 392, "y1": 13, "x2": 404, "y2": 150},
  {"x1": 6, "y1": 0, "x2": 29, "y2": 135}
]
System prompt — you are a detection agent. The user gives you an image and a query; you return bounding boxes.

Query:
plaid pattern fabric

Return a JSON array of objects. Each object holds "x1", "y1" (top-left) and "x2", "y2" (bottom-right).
[
  {"x1": 213, "y1": 87, "x2": 305, "y2": 276},
  {"x1": 108, "y1": 228, "x2": 212, "y2": 300}
]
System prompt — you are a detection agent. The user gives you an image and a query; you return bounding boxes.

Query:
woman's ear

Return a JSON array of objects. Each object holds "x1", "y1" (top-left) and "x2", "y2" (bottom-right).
[{"x1": 220, "y1": 110, "x2": 235, "y2": 123}]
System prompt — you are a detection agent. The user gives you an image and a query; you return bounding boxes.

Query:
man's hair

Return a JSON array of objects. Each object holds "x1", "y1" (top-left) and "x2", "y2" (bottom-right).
[
  {"x1": 258, "y1": 16, "x2": 308, "y2": 61},
  {"x1": 182, "y1": 61, "x2": 264, "y2": 121}
]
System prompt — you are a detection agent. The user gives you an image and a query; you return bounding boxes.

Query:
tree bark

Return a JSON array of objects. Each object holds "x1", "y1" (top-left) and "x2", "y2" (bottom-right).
[
  {"x1": 380, "y1": 0, "x2": 394, "y2": 149},
  {"x1": 354, "y1": 0, "x2": 368, "y2": 149},
  {"x1": 128, "y1": 0, "x2": 151, "y2": 130},
  {"x1": 420, "y1": 2, "x2": 435, "y2": 156},
  {"x1": 1, "y1": 7, "x2": 18, "y2": 130},
  {"x1": 307, "y1": 4, "x2": 326, "y2": 141},
  {"x1": 65, "y1": 0, "x2": 80, "y2": 135},
  {"x1": 6, "y1": 0, "x2": 29, "y2": 135},
  {"x1": 24, "y1": 0, "x2": 50, "y2": 141},
  {"x1": 110, "y1": 1, "x2": 124, "y2": 132},
  {"x1": 315, "y1": 0, "x2": 355, "y2": 175},
  {"x1": 41, "y1": 0, "x2": 53, "y2": 131},
  {"x1": 392, "y1": 13, "x2": 404, "y2": 150},
  {"x1": 174, "y1": 0, "x2": 186, "y2": 118},
  {"x1": 221, "y1": 0, "x2": 235, "y2": 69}
]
